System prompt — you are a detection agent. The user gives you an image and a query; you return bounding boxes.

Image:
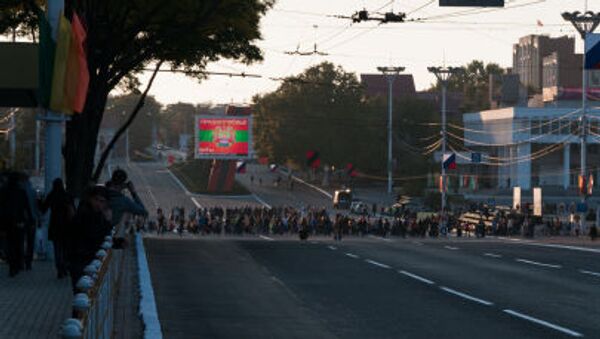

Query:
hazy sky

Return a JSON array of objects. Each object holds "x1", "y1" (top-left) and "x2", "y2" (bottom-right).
[{"x1": 130, "y1": 0, "x2": 598, "y2": 106}]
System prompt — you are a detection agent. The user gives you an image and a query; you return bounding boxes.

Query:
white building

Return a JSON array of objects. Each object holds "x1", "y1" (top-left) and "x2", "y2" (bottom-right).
[{"x1": 461, "y1": 106, "x2": 600, "y2": 191}]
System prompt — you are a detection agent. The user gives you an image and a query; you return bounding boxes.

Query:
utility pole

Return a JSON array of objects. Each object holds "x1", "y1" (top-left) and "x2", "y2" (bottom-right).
[
  {"x1": 377, "y1": 66, "x2": 405, "y2": 195},
  {"x1": 562, "y1": 10, "x2": 600, "y2": 204},
  {"x1": 43, "y1": 0, "x2": 65, "y2": 193},
  {"x1": 428, "y1": 66, "x2": 463, "y2": 235}
]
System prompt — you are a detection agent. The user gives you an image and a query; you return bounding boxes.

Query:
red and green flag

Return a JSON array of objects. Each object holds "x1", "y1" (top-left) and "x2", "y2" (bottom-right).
[
  {"x1": 197, "y1": 118, "x2": 249, "y2": 156},
  {"x1": 37, "y1": 9, "x2": 89, "y2": 114}
]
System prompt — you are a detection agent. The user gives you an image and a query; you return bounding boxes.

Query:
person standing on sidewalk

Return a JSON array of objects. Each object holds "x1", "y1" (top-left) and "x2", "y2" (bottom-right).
[
  {"x1": 41, "y1": 178, "x2": 75, "y2": 279},
  {"x1": 18, "y1": 173, "x2": 40, "y2": 271},
  {"x1": 0, "y1": 172, "x2": 32, "y2": 277}
]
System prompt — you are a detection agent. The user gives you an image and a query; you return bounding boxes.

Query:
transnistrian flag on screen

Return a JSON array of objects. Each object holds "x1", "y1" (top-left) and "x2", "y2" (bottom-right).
[
  {"x1": 443, "y1": 153, "x2": 457, "y2": 170},
  {"x1": 198, "y1": 118, "x2": 249, "y2": 156},
  {"x1": 585, "y1": 33, "x2": 600, "y2": 70}
]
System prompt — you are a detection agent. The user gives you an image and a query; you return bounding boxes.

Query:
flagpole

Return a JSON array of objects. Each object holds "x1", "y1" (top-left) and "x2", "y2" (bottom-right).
[{"x1": 40, "y1": 0, "x2": 66, "y2": 260}]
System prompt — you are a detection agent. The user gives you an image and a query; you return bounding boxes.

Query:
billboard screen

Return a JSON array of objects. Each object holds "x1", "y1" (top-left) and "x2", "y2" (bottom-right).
[
  {"x1": 195, "y1": 116, "x2": 252, "y2": 159},
  {"x1": 440, "y1": 0, "x2": 503, "y2": 6}
]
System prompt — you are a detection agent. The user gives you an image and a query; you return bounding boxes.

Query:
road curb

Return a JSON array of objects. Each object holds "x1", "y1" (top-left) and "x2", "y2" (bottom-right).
[{"x1": 136, "y1": 234, "x2": 163, "y2": 339}]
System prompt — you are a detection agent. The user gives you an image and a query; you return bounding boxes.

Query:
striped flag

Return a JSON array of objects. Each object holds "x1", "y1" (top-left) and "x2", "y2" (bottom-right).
[
  {"x1": 585, "y1": 33, "x2": 600, "y2": 70},
  {"x1": 236, "y1": 161, "x2": 246, "y2": 174},
  {"x1": 306, "y1": 150, "x2": 321, "y2": 169},
  {"x1": 443, "y1": 153, "x2": 456, "y2": 170}
]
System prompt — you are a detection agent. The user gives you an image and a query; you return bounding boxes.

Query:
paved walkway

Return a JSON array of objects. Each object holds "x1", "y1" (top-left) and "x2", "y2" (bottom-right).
[{"x1": 0, "y1": 259, "x2": 71, "y2": 339}]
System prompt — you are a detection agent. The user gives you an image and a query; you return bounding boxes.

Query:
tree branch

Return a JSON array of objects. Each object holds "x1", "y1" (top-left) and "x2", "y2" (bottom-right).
[{"x1": 91, "y1": 60, "x2": 163, "y2": 182}]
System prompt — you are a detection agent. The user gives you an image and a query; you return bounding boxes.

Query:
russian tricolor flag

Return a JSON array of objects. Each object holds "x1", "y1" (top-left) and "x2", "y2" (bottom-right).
[
  {"x1": 585, "y1": 33, "x2": 600, "y2": 70},
  {"x1": 443, "y1": 153, "x2": 457, "y2": 170}
]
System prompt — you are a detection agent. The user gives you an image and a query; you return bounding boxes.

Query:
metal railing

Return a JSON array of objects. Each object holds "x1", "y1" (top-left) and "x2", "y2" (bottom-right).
[{"x1": 60, "y1": 231, "x2": 127, "y2": 339}]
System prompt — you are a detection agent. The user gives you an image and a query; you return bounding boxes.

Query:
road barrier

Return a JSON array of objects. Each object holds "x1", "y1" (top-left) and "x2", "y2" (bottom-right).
[{"x1": 60, "y1": 233, "x2": 127, "y2": 339}]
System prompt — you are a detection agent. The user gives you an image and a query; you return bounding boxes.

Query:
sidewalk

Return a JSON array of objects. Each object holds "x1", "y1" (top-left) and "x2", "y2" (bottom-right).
[{"x1": 0, "y1": 259, "x2": 71, "y2": 339}]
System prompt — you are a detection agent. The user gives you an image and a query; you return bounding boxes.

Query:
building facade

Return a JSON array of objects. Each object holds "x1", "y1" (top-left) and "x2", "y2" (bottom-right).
[
  {"x1": 512, "y1": 35, "x2": 575, "y2": 92},
  {"x1": 461, "y1": 106, "x2": 600, "y2": 192}
]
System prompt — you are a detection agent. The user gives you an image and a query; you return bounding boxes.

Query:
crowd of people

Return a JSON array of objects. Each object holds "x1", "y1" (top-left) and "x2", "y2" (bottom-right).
[{"x1": 0, "y1": 169, "x2": 147, "y2": 292}]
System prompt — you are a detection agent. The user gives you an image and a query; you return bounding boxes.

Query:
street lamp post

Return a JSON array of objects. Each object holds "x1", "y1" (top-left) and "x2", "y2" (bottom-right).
[
  {"x1": 428, "y1": 66, "x2": 463, "y2": 235},
  {"x1": 377, "y1": 66, "x2": 405, "y2": 195},
  {"x1": 562, "y1": 11, "x2": 600, "y2": 204}
]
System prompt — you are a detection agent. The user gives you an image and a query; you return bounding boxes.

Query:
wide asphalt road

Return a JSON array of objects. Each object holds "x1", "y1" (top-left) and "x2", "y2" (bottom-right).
[{"x1": 145, "y1": 236, "x2": 600, "y2": 339}]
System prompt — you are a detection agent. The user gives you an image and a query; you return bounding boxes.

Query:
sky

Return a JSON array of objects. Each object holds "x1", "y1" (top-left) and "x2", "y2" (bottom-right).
[{"x1": 130, "y1": 0, "x2": 599, "y2": 106}]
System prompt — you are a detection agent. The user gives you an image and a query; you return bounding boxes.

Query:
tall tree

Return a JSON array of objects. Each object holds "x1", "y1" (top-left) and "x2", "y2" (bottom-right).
[
  {"x1": 430, "y1": 60, "x2": 505, "y2": 113},
  {"x1": 2, "y1": 0, "x2": 273, "y2": 196}
]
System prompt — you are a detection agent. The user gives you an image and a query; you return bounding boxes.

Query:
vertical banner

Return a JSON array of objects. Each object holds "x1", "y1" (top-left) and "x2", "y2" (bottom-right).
[
  {"x1": 533, "y1": 187, "x2": 542, "y2": 216},
  {"x1": 513, "y1": 186, "x2": 521, "y2": 210}
]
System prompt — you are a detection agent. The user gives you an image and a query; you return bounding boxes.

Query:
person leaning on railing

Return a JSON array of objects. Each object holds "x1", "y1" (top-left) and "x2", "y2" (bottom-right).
[
  {"x1": 105, "y1": 169, "x2": 148, "y2": 247},
  {"x1": 66, "y1": 185, "x2": 112, "y2": 293}
]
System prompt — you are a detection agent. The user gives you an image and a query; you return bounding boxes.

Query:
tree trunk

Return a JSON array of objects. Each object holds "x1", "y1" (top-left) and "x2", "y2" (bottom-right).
[{"x1": 64, "y1": 78, "x2": 110, "y2": 198}]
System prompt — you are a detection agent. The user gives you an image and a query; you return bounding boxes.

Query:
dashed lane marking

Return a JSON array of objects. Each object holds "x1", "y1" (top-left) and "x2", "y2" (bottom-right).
[
  {"x1": 515, "y1": 258, "x2": 562, "y2": 269},
  {"x1": 444, "y1": 246, "x2": 459, "y2": 250},
  {"x1": 440, "y1": 286, "x2": 494, "y2": 306},
  {"x1": 579, "y1": 269, "x2": 600, "y2": 277},
  {"x1": 328, "y1": 245, "x2": 337, "y2": 250},
  {"x1": 345, "y1": 253, "x2": 359, "y2": 259},
  {"x1": 259, "y1": 235, "x2": 275, "y2": 241},
  {"x1": 483, "y1": 253, "x2": 502, "y2": 258},
  {"x1": 398, "y1": 270, "x2": 435, "y2": 285},
  {"x1": 503, "y1": 309, "x2": 583, "y2": 337},
  {"x1": 365, "y1": 259, "x2": 391, "y2": 269}
]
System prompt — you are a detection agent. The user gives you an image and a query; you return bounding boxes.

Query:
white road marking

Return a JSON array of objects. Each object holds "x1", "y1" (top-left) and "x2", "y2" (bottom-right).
[
  {"x1": 444, "y1": 246, "x2": 459, "y2": 250},
  {"x1": 328, "y1": 245, "x2": 337, "y2": 250},
  {"x1": 290, "y1": 175, "x2": 333, "y2": 198},
  {"x1": 398, "y1": 270, "x2": 435, "y2": 285},
  {"x1": 310, "y1": 241, "x2": 319, "y2": 245},
  {"x1": 483, "y1": 253, "x2": 503, "y2": 258},
  {"x1": 503, "y1": 309, "x2": 583, "y2": 337},
  {"x1": 412, "y1": 241, "x2": 424, "y2": 246},
  {"x1": 252, "y1": 193, "x2": 272, "y2": 209},
  {"x1": 167, "y1": 168, "x2": 192, "y2": 195},
  {"x1": 523, "y1": 242, "x2": 600, "y2": 254},
  {"x1": 259, "y1": 235, "x2": 275, "y2": 241},
  {"x1": 270, "y1": 276, "x2": 286, "y2": 287},
  {"x1": 345, "y1": 253, "x2": 359, "y2": 259},
  {"x1": 365, "y1": 259, "x2": 391, "y2": 269},
  {"x1": 190, "y1": 197, "x2": 203, "y2": 209},
  {"x1": 516, "y1": 258, "x2": 562, "y2": 269},
  {"x1": 440, "y1": 286, "x2": 494, "y2": 306},
  {"x1": 368, "y1": 235, "x2": 393, "y2": 242},
  {"x1": 579, "y1": 269, "x2": 600, "y2": 277}
]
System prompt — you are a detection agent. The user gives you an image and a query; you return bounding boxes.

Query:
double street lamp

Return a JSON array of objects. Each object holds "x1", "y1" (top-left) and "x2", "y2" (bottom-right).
[
  {"x1": 377, "y1": 66, "x2": 405, "y2": 195},
  {"x1": 428, "y1": 66, "x2": 463, "y2": 235}
]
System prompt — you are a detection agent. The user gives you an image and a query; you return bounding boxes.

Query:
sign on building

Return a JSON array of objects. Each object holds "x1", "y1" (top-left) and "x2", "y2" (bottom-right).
[
  {"x1": 533, "y1": 187, "x2": 542, "y2": 216},
  {"x1": 194, "y1": 116, "x2": 252, "y2": 159},
  {"x1": 439, "y1": 0, "x2": 504, "y2": 6}
]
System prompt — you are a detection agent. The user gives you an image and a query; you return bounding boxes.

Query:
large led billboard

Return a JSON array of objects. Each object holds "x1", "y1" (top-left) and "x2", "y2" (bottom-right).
[{"x1": 194, "y1": 116, "x2": 252, "y2": 159}]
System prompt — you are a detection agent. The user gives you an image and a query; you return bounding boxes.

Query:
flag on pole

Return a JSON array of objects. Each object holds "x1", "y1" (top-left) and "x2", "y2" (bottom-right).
[
  {"x1": 64, "y1": 13, "x2": 89, "y2": 113},
  {"x1": 306, "y1": 150, "x2": 321, "y2": 169},
  {"x1": 585, "y1": 33, "x2": 600, "y2": 70},
  {"x1": 236, "y1": 161, "x2": 246, "y2": 174},
  {"x1": 443, "y1": 153, "x2": 457, "y2": 170},
  {"x1": 38, "y1": 9, "x2": 89, "y2": 114},
  {"x1": 346, "y1": 163, "x2": 357, "y2": 177}
]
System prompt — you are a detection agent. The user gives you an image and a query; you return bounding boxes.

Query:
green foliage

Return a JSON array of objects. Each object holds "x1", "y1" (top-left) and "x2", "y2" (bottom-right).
[
  {"x1": 430, "y1": 60, "x2": 505, "y2": 113},
  {"x1": 253, "y1": 62, "x2": 440, "y2": 195},
  {"x1": 103, "y1": 94, "x2": 162, "y2": 154}
]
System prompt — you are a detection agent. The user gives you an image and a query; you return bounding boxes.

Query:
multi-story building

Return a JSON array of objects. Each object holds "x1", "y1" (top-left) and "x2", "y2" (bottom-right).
[{"x1": 512, "y1": 35, "x2": 575, "y2": 92}]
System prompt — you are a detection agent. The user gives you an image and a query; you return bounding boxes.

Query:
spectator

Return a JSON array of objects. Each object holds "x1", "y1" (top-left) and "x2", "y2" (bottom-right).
[
  {"x1": 18, "y1": 173, "x2": 40, "y2": 271},
  {"x1": 105, "y1": 169, "x2": 148, "y2": 229},
  {"x1": 0, "y1": 172, "x2": 33, "y2": 277},
  {"x1": 41, "y1": 178, "x2": 75, "y2": 279},
  {"x1": 67, "y1": 185, "x2": 112, "y2": 292}
]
